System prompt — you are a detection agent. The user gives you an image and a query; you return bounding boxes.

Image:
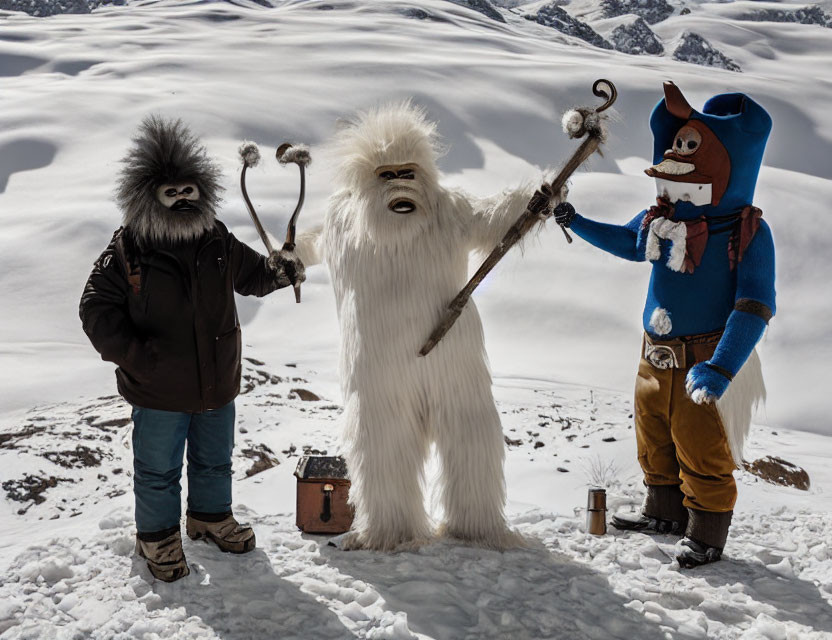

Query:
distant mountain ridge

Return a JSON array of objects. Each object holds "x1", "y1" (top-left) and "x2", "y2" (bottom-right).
[{"x1": 2, "y1": 0, "x2": 831, "y2": 74}]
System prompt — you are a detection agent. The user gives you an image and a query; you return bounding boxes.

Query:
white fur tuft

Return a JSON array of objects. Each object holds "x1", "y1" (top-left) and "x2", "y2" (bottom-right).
[
  {"x1": 649, "y1": 307, "x2": 672, "y2": 336},
  {"x1": 238, "y1": 141, "x2": 261, "y2": 167},
  {"x1": 278, "y1": 143, "x2": 312, "y2": 167},
  {"x1": 717, "y1": 349, "x2": 766, "y2": 467},
  {"x1": 562, "y1": 110, "x2": 584, "y2": 137},
  {"x1": 646, "y1": 217, "x2": 687, "y2": 272}
]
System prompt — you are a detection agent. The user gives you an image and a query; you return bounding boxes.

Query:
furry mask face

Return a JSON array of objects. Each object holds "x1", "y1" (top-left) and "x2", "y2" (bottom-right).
[
  {"x1": 117, "y1": 116, "x2": 223, "y2": 246},
  {"x1": 331, "y1": 101, "x2": 444, "y2": 246}
]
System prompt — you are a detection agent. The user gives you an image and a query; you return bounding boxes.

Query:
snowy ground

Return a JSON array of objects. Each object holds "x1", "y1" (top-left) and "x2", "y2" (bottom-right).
[
  {"x1": 2, "y1": 361, "x2": 831, "y2": 639},
  {"x1": 1, "y1": 0, "x2": 832, "y2": 638}
]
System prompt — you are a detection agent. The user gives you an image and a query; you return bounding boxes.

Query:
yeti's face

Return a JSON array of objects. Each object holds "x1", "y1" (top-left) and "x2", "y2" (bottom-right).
[{"x1": 374, "y1": 163, "x2": 424, "y2": 215}]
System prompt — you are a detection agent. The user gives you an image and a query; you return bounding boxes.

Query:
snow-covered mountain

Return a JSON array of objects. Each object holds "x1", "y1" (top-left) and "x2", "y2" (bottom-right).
[{"x1": 1, "y1": 0, "x2": 831, "y2": 638}]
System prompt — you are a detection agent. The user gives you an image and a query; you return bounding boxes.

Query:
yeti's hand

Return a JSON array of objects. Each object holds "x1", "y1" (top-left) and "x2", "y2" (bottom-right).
[
  {"x1": 268, "y1": 250, "x2": 306, "y2": 289},
  {"x1": 685, "y1": 362, "x2": 731, "y2": 404},
  {"x1": 527, "y1": 184, "x2": 555, "y2": 219},
  {"x1": 553, "y1": 202, "x2": 576, "y2": 228}
]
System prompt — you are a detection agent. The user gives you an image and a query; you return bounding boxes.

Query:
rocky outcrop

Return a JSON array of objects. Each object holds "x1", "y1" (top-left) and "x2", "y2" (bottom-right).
[
  {"x1": 739, "y1": 5, "x2": 832, "y2": 28},
  {"x1": 525, "y1": 3, "x2": 612, "y2": 50},
  {"x1": 0, "y1": 0, "x2": 124, "y2": 16},
  {"x1": 446, "y1": 0, "x2": 506, "y2": 23},
  {"x1": 610, "y1": 17, "x2": 664, "y2": 55},
  {"x1": 601, "y1": 0, "x2": 673, "y2": 25},
  {"x1": 673, "y1": 32, "x2": 740, "y2": 72}
]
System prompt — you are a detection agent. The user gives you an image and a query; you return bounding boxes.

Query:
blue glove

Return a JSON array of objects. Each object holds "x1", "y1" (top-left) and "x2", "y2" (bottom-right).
[{"x1": 685, "y1": 362, "x2": 731, "y2": 404}]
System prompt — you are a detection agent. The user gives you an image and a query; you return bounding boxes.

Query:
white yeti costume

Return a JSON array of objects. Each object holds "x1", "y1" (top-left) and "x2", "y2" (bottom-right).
[{"x1": 296, "y1": 102, "x2": 554, "y2": 551}]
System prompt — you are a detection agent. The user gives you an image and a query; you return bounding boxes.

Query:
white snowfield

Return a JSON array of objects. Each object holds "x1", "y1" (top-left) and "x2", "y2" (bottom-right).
[{"x1": 1, "y1": 1, "x2": 831, "y2": 638}]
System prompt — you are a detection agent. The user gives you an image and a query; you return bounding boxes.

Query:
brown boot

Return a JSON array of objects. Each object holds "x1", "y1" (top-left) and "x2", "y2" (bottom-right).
[
  {"x1": 135, "y1": 528, "x2": 190, "y2": 582},
  {"x1": 186, "y1": 511, "x2": 256, "y2": 554}
]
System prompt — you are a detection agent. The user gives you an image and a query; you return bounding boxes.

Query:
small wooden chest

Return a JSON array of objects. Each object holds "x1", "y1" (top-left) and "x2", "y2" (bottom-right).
[{"x1": 294, "y1": 456, "x2": 354, "y2": 534}]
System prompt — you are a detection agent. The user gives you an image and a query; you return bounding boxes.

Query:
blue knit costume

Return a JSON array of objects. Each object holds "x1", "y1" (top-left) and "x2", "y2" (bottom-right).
[{"x1": 570, "y1": 85, "x2": 775, "y2": 401}]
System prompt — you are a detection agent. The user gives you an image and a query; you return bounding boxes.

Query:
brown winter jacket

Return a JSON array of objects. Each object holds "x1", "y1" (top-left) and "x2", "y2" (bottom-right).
[{"x1": 80, "y1": 221, "x2": 288, "y2": 412}]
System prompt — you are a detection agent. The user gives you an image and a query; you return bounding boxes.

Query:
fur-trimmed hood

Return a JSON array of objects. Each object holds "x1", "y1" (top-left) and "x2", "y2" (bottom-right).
[{"x1": 116, "y1": 116, "x2": 223, "y2": 246}]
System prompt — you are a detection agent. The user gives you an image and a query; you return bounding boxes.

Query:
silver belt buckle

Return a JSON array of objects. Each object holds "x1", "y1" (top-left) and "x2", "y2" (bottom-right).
[{"x1": 644, "y1": 342, "x2": 680, "y2": 369}]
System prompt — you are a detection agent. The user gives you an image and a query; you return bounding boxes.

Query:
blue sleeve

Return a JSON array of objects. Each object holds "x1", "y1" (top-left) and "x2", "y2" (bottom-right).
[
  {"x1": 570, "y1": 211, "x2": 646, "y2": 262},
  {"x1": 710, "y1": 220, "x2": 776, "y2": 376}
]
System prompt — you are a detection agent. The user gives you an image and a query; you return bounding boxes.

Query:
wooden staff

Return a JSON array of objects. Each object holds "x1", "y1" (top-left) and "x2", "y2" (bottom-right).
[{"x1": 419, "y1": 79, "x2": 617, "y2": 357}]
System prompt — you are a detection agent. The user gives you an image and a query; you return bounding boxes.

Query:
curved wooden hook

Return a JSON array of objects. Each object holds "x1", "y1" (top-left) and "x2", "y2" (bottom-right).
[{"x1": 592, "y1": 79, "x2": 618, "y2": 113}]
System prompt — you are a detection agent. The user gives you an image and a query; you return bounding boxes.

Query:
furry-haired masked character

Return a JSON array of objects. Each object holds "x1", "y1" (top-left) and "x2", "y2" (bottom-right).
[
  {"x1": 80, "y1": 116, "x2": 305, "y2": 582},
  {"x1": 554, "y1": 83, "x2": 775, "y2": 567},
  {"x1": 295, "y1": 101, "x2": 559, "y2": 551}
]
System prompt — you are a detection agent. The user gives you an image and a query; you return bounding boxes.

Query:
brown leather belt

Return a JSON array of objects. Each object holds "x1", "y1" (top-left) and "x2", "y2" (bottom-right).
[{"x1": 643, "y1": 330, "x2": 722, "y2": 370}]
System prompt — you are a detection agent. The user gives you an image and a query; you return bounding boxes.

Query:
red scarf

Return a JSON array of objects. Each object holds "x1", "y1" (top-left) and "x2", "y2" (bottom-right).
[{"x1": 642, "y1": 197, "x2": 762, "y2": 274}]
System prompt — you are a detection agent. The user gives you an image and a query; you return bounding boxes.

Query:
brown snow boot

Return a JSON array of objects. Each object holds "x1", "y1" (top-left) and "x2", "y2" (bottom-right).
[
  {"x1": 135, "y1": 527, "x2": 190, "y2": 582},
  {"x1": 676, "y1": 509, "x2": 732, "y2": 569},
  {"x1": 612, "y1": 484, "x2": 688, "y2": 535},
  {"x1": 186, "y1": 511, "x2": 256, "y2": 554}
]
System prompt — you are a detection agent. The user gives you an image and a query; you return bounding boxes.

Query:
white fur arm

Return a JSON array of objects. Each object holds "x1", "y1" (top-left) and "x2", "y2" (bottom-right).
[
  {"x1": 467, "y1": 180, "x2": 557, "y2": 253},
  {"x1": 293, "y1": 225, "x2": 324, "y2": 267}
]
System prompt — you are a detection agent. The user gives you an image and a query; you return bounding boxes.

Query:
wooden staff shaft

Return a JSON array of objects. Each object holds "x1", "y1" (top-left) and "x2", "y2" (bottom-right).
[{"x1": 418, "y1": 133, "x2": 602, "y2": 357}]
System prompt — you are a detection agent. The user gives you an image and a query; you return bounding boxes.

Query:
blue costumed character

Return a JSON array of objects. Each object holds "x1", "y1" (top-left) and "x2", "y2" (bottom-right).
[{"x1": 554, "y1": 82, "x2": 775, "y2": 567}]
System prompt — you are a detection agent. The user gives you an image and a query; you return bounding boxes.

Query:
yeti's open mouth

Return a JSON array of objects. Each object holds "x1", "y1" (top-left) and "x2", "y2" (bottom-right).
[
  {"x1": 170, "y1": 199, "x2": 200, "y2": 213},
  {"x1": 389, "y1": 199, "x2": 416, "y2": 214}
]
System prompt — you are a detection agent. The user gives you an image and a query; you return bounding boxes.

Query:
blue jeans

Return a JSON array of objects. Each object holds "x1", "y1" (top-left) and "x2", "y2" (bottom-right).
[{"x1": 131, "y1": 401, "x2": 236, "y2": 534}]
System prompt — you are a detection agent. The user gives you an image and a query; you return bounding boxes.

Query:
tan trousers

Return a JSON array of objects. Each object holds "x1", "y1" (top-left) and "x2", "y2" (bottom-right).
[{"x1": 634, "y1": 334, "x2": 737, "y2": 513}]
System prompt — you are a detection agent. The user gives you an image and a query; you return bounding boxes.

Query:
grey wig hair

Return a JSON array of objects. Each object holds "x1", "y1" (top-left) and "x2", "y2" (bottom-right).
[{"x1": 116, "y1": 116, "x2": 223, "y2": 246}]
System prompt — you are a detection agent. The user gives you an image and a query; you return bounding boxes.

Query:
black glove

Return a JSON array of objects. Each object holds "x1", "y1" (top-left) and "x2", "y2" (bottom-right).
[
  {"x1": 553, "y1": 202, "x2": 576, "y2": 228},
  {"x1": 267, "y1": 251, "x2": 306, "y2": 288},
  {"x1": 527, "y1": 184, "x2": 554, "y2": 218}
]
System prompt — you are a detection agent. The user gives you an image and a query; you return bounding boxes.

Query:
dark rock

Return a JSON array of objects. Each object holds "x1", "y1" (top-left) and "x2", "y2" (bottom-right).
[
  {"x1": 743, "y1": 456, "x2": 810, "y2": 490},
  {"x1": 244, "y1": 357, "x2": 266, "y2": 366},
  {"x1": 534, "y1": 441, "x2": 545, "y2": 449},
  {"x1": 557, "y1": 466, "x2": 570, "y2": 472},
  {"x1": 525, "y1": 3, "x2": 612, "y2": 49},
  {"x1": 602, "y1": 436, "x2": 617, "y2": 442},
  {"x1": 601, "y1": 0, "x2": 673, "y2": 25},
  {"x1": 0, "y1": 0, "x2": 125, "y2": 17},
  {"x1": 673, "y1": 32, "x2": 740, "y2": 72},
  {"x1": 291, "y1": 388, "x2": 321, "y2": 402},
  {"x1": 3, "y1": 474, "x2": 73, "y2": 506},
  {"x1": 241, "y1": 444, "x2": 280, "y2": 478},
  {"x1": 610, "y1": 17, "x2": 664, "y2": 55},
  {"x1": 0, "y1": 424, "x2": 46, "y2": 450},
  {"x1": 42, "y1": 445, "x2": 105, "y2": 468},
  {"x1": 504, "y1": 435, "x2": 523, "y2": 447},
  {"x1": 446, "y1": 0, "x2": 505, "y2": 23},
  {"x1": 738, "y1": 6, "x2": 832, "y2": 28}
]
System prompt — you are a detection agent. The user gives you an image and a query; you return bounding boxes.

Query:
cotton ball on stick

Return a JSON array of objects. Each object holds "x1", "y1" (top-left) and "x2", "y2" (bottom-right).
[
  {"x1": 562, "y1": 110, "x2": 585, "y2": 138},
  {"x1": 239, "y1": 141, "x2": 261, "y2": 167},
  {"x1": 277, "y1": 143, "x2": 312, "y2": 168}
]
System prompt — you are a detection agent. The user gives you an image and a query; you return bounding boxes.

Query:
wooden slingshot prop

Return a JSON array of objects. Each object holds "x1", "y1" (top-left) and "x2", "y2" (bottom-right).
[
  {"x1": 419, "y1": 78, "x2": 618, "y2": 357},
  {"x1": 239, "y1": 141, "x2": 311, "y2": 302}
]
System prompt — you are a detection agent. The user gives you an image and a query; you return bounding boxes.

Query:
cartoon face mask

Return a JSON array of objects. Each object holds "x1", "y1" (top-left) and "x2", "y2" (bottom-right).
[
  {"x1": 644, "y1": 83, "x2": 732, "y2": 208},
  {"x1": 156, "y1": 182, "x2": 202, "y2": 213},
  {"x1": 646, "y1": 119, "x2": 731, "y2": 207}
]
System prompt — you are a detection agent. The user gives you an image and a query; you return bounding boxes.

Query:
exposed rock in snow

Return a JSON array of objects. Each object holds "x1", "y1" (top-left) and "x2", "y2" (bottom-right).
[
  {"x1": 673, "y1": 31, "x2": 741, "y2": 72},
  {"x1": 446, "y1": 0, "x2": 506, "y2": 23},
  {"x1": 600, "y1": 0, "x2": 673, "y2": 25},
  {"x1": 743, "y1": 455, "x2": 811, "y2": 490},
  {"x1": 0, "y1": 0, "x2": 124, "y2": 16},
  {"x1": 738, "y1": 5, "x2": 832, "y2": 29},
  {"x1": 610, "y1": 16, "x2": 664, "y2": 55},
  {"x1": 525, "y1": 3, "x2": 613, "y2": 50}
]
